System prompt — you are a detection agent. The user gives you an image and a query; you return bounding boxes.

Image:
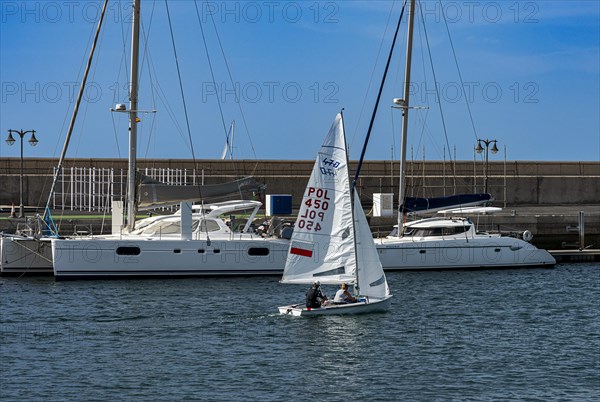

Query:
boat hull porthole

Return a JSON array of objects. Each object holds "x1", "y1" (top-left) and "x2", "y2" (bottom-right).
[
  {"x1": 116, "y1": 246, "x2": 141, "y2": 256},
  {"x1": 248, "y1": 247, "x2": 270, "y2": 256}
]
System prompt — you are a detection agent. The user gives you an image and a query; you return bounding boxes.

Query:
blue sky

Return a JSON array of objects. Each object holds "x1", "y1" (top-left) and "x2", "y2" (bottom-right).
[{"x1": 1, "y1": 0, "x2": 599, "y2": 163}]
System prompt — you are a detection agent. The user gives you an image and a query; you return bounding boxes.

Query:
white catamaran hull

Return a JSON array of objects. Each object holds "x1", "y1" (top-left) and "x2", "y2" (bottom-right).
[
  {"x1": 278, "y1": 296, "x2": 392, "y2": 316},
  {"x1": 51, "y1": 237, "x2": 290, "y2": 279},
  {"x1": 4, "y1": 235, "x2": 555, "y2": 276},
  {"x1": 1, "y1": 236, "x2": 54, "y2": 275},
  {"x1": 376, "y1": 236, "x2": 555, "y2": 270}
]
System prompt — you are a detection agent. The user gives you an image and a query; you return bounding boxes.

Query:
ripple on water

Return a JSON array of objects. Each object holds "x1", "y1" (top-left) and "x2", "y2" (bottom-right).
[{"x1": 1, "y1": 263, "x2": 599, "y2": 400}]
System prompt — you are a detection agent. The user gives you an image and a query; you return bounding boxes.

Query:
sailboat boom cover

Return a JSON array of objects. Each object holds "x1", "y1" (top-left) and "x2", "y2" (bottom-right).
[{"x1": 137, "y1": 175, "x2": 265, "y2": 209}]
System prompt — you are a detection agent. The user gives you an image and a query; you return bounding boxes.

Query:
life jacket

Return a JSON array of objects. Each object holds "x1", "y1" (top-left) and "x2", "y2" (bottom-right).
[{"x1": 306, "y1": 287, "x2": 321, "y2": 308}]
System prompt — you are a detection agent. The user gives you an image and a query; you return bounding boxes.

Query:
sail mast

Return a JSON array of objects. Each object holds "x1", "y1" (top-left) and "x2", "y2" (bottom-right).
[
  {"x1": 397, "y1": 0, "x2": 416, "y2": 235},
  {"x1": 127, "y1": 0, "x2": 141, "y2": 231},
  {"x1": 221, "y1": 121, "x2": 235, "y2": 160},
  {"x1": 230, "y1": 120, "x2": 235, "y2": 160},
  {"x1": 341, "y1": 110, "x2": 360, "y2": 293}
]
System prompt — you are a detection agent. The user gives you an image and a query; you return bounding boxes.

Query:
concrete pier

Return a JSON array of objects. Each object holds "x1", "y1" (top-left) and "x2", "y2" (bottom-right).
[{"x1": 549, "y1": 249, "x2": 600, "y2": 263}]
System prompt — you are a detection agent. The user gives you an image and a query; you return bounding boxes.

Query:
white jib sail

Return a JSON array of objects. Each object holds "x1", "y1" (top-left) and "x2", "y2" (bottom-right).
[
  {"x1": 353, "y1": 189, "x2": 390, "y2": 299},
  {"x1": 281, "y1": 113, "x2": 356, "y2": 285}
]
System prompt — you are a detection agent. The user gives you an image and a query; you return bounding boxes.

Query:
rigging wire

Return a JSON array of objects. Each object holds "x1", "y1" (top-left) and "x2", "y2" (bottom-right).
[
  {"x1": 119, "y1": 1, "x2": 190, "y2": 159},
  {"x1": 194, "y1": 0, "x2": 245, "y2": 200},
  {"x1": 145, "y1": 63, "x2": 188, "y2": 145},
  {"x1": 413, "y1": 2, "x2": 431, "y2": 160},
  {"x1": 139, "y1": 0, "x2": 159, "y2": 161},
  {"x1": 439, "y1": 0, "x2": 479, "y2": 143},
  {"x1": 41, "y1": 3, "x2": 102, "y2": 226},
  {"x1": 71, "y1": 11, "x2": 109, "y2": 227},
  {"x1": 350, "y1": 1, "x2": 397, "y2": 153},
  {"x1": 418, "y1": 0, "x2": 457, "y2": 189},
  {"x1": 353, "y1": 0, "x2": 408, "y2": 189},
  {"x1": 44, "y1": 0, "x2": 110, "y2": 231},
  {"x1": 164, "y1": 0, "x2": 197, "y2": 162},
  {"x1": 62, "y1": 2, "x2": 107, "y2": 225},
  {"x1": 203, "y1": 0, "x2": 259, "y2": 165},
  {"x1": 193, "y1": 1, "x2": 229, "y2": 143},
  {"x1": 165, "y1": 0, "x2": 211, "y2": 240},
  {"x1": 109, "y1": 0, "x2": 130, "y2": 160}
]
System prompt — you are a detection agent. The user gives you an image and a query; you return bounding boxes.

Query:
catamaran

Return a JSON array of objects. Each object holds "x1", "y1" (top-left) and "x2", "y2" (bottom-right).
[
  {"x1": 369, "y1": 0, "x2": 555, "y2": 270},
  {"x1": 50, "y1": 0, "x2": 290, "y2": 279}
]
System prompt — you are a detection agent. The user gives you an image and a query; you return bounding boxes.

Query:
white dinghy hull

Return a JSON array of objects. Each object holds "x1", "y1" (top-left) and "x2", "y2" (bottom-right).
[{"x1": 278, "y1": 295, "x2": 392, "y2": 317}]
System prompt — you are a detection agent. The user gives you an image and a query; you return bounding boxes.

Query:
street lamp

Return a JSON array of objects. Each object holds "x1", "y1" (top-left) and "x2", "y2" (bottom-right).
[
  {"x1": 6, "y1": 129, "x2": 38, "y2": 218},
  {"x1": 475, "y1": 138, "x2": 498, "y2": 194}
]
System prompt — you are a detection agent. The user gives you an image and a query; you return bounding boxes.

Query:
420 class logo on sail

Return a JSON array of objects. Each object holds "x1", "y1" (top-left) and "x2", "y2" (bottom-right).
[{"x1": 319, "y1": 157, "x2": 341, "y2": 176}]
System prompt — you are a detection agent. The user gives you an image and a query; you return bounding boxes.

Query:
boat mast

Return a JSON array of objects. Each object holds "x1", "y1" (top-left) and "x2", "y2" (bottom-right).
[
  {"x1": 341, "y1": 110, "x2": 360, "y2": 294},
  {"x1": 221, "y1": 120, "x2": 235, "y2": 160},
  {"x1": 42, "y1": 0, "x2": 109, "y2": 226},
  {"x1": 229, "y1": 120, "x2": 235, "y2": 160},
  {"x1": 352, "y1": 2, "x2": 407, "y2": 191},
  {"x1": 397, "y1": 0, "x2": 416, "y2": 236},
  {"x1": 127, "y1": 0, "x2": 141, "y2": 231}
]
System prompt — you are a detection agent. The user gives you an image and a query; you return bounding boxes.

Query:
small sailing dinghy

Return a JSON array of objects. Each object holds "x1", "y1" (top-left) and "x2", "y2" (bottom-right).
[{"x1": 278, "y1": 112, "x2": 392, "y2": 316}]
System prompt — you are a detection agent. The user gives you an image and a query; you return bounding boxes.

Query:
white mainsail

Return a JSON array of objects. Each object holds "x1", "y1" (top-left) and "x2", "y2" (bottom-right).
[{"x1": 280, "y1": 113, "x2": 356, "y2": 285}]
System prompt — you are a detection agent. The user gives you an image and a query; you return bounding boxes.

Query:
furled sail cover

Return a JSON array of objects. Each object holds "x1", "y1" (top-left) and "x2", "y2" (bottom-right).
[
  {"x1": 400, "y1": 193, "x2": 493, "y2": 214},
  {"x1": 137, "y1": 174, "x2": 265, "y2": 209}
]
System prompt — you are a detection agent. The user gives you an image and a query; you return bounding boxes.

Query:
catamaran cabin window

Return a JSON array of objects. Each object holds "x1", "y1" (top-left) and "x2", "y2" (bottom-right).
[
  {"x1": 138, "y1": 219, "x2": 200, "y2": 235},
  {"x1": 405, "y1": 225, "x2": 471, "y2": 237},
  {"x1": 199, "y1": 220, "x2": 221, "y2": 233}
]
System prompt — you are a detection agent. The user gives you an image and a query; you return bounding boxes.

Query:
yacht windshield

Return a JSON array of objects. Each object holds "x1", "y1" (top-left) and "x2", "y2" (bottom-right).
[
  {"x1": 199, "y1": 220, "x2": 221, "y2": 233},
  {"x1": 404, "y1": 225, "x2": 470, "y2": 237},
  {"x1": 136, "y1": 219, "x2": 201, "y2": 236}
]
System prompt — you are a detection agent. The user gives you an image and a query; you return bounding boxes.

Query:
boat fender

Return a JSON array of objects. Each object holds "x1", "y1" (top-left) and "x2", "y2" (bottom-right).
[{"x1": 522, "y1": 230, "x2": 533, "y2": 242}]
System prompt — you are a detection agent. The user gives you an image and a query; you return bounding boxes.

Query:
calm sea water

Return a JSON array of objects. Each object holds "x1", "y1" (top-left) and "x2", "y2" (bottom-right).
[{"x1": 1, "y1": 263, "x2": 599, "y2": 401}]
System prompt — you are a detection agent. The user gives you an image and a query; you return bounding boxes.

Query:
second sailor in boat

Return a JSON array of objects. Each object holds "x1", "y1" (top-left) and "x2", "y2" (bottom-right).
[{"x1": 333, "y1": 283, "x2": 357, "y2": 304}]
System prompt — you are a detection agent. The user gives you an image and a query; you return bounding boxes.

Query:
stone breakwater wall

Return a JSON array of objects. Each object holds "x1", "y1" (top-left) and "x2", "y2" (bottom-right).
[
  {"x1": 1, "y1": 158, "x2": 598, "y2": 208},
  {"x1": 1, "y1": 159, "x2": 598, "y2": 249}
]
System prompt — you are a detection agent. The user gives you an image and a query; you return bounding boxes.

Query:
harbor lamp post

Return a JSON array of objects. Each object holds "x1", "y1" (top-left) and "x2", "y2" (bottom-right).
[
  {"x1": 475, "y1": 138, "x2": 498, "y2": 194},
  {"x1": 6, "y1": 129, "x2": 38, "y2": 218}
]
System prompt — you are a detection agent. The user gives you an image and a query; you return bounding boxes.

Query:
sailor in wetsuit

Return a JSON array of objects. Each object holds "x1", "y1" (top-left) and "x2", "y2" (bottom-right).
[{"x1": 306, "y1": 280, "x2": 328, "y2": 308}]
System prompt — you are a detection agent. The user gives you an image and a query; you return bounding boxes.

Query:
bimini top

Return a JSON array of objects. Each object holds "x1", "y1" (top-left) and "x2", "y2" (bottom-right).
[
  {"x1": 173, "y1": 200, "x2": 262, "y2": 218},
  {"x1": 399, "y1": 193, "x2": 494, "y2": 214},
  {"x1": 437, "y1": 206, "x2": 502, "y2": 215},
  {"x1": 402, "y1": 217, "x2": 471, "y2": 229}
]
